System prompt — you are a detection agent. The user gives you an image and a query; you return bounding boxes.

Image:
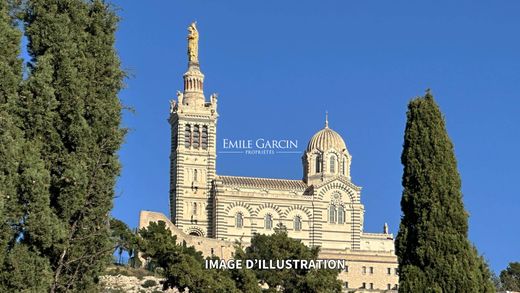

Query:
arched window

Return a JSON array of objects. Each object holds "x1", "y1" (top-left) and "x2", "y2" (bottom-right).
[
  {"x1": 315, "y1": 155, "x2": 321, "y2": 173},
  {"x1": 184, "y1": 124, "x2": 192, "y2": 148},
  {"x1": 338, "y1": 206, "x2": 345, "y2": 224},
  {"x1": 265, "y1": 214, "x2": 273, "y2": 230},
  {"x1": 193, "y1": 202, "x2": 197, "y2": 215},
  {"x1": 236, "y1": 213, "x2": 243, "y2": 228},
  {"x1": 342, "y1": 158, "x2": 346, "y2": 175},
  {"x1": 294, "y1": 216, "x2": 302, "y2": 231},
  {"x1": 193, "y1": 125, "x2": 200, "y2": 148},
  {"x1": 194, "y1": 169, "x2": 198, "y2": 182},
  {"x1": 330, "y1": 155, "x2": 336, "y2": 173},
  {"x1": 201, "y1": 126, "x2": 208, "y2": 149},
  {"x1": 329, "y1": 205, "x2": 336, "y2": 223}
]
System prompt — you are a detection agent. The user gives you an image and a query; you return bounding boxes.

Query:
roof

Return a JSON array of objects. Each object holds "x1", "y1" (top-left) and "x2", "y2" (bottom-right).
[
  {"x1": 306, "y1": 126, "x2": 347, "y2": 153},
  {"x1": 217, "y1": 175, "x2": 308, "y2": 191}
]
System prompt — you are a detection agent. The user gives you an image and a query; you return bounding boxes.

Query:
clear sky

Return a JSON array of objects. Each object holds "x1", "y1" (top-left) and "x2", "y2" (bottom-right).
[{"x1": 109, "y1": 0, "x2": 520, "y2": 273}]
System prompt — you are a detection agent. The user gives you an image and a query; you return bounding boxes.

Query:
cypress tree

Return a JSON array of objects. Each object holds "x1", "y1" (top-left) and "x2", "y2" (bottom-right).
[
  {"x1": 0, "y1": 0, "x2": 22, "y2": 254},
  {"x1": 0, "y1": 0, "x2": 23, "y2": 265},
  {"x1": 0, "y1": 1, "x2": 57, "y2": 290},
  {"x1": 395, "y1": 90, "x2": 494, "y2": 293},
  {"x1": 12, "y1": 0, "x2": 125, "y2": 291}
]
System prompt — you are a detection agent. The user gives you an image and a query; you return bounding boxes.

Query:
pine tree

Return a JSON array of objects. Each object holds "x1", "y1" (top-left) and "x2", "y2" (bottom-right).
[
  {"x1": 110, "y1": 218, "x2": 137, "y2": 265},
  {"x1": 11, "y1": 0, "x2": 125, "y2": 291},
  {"x1": 395, "y1": 90, "x2": 495, "y2": 293},
  {"x1": 499, "y1": 262, "x2": 520, "y2": 291}
]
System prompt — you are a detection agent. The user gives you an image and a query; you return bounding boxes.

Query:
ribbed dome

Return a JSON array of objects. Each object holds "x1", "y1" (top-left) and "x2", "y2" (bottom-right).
[{"x1": 306, "y1": 126, "x2": 347, "y2": 152}]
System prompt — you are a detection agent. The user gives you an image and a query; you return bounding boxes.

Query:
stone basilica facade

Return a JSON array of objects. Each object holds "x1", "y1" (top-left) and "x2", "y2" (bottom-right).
[{"x1": 140, "y1": 23, "x2": 399, "y2": 292}]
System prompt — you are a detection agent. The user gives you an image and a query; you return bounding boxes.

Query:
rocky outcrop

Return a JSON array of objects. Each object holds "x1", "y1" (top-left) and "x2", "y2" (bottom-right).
[{"x1": 100, "y1": 275, "x2": 185, "y2": 293}]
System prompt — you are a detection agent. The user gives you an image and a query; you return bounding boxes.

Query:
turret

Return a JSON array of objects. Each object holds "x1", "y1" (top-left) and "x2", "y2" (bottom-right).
[{"x1": 302, "y1": 113, "x2": 352, "y2": 184}]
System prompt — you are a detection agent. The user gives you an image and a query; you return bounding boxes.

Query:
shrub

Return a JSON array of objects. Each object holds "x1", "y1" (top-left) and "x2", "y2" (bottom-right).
[{"x1": 142, "y1": 279, "x2": 157, "y2": 288}]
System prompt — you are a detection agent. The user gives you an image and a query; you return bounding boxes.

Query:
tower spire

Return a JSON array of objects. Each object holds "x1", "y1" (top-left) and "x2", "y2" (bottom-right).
[{"x1": 325, "y1": 111, "x2": 329, "y2": 128}]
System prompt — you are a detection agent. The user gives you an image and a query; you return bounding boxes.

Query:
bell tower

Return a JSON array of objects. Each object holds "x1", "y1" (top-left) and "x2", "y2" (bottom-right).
[{"x1": 168, "y1": 22, "x2": 218, "y2": 237}]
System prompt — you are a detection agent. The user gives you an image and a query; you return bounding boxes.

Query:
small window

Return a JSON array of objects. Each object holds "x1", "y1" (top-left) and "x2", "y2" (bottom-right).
[
  {"x1": 342, "y1": 158, "x2": 346, "y2": 175},
  {"x1": 294, "y1": 216, "x2": 302, "y2": 231},
  {"x1": 369, "y1": 283, "x2": 373, "y2": 289},
  {"x1": 395, "y1": 268, "x2": 399, "y2": 275},
  {"x1": 337, "y1": 206, "x2": 345, "y2": 224},
  {"x1": 194, "y1": 169, "x2": 198, "y2": 182},
  {"x1": 369, "y1": 266, "x2": 374, "y2": 274},
  {"x1": 184, "y1": 124, "x2": 191, "y2": 148},
  {"x1": 193, "y1": 202, "x2": 197, "y2": 215},
  {"x1": 236, "y1": 213, "x2": 243, "y2": 228},
  {"x1": 387, "y1": 267, "x2": 391, "y2": 275},
  {"x1": 329, "y1": 155, "x2": 336, "y2": 173},
  {"x1": 329, "y1": 205, "x2": 336, "y2": 223},
  {"x1": 315, "y1": 155, "x2": 321, "y2": 173},
  {"x1": 265, "y1": 214, "x2": 273, "y2": 230},
  {"x1": 362, "y1": 282, "x2": 366, "y2": 289},
  {"x1": 362, "y1": 266, "x2": 366, "y2": 274},
  {"x1": 344, "y1": 282, "x2": 348, "y2": 288},
  {"x1": 387, "y1": 284, "x2": 391, "y2": 290},
  {"x1": 345, "y1": 265, "x2": 349, "y2": 272}
]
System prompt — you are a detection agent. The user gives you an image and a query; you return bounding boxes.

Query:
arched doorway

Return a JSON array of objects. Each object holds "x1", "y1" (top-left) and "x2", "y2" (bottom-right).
[{"x1": 186, "y1": 227, "x2": 204, "y2": 237}]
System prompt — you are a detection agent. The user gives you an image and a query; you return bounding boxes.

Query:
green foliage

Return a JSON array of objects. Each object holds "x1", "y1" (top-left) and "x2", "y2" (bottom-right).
[
  {"x1": 22, "y1": 0, "x2": 124, "y2": 290},
  {"x1": 137, "y1": 222, "x2": 342, "y2": 292},
  {"x1": 110, "y1": 217, "x2": 137, "y2": 265},
  {"x1": 138, "y1": 221, "x2": 182, "y2": 271},
  {"x1": 104, "y1": 265, "x2": 158, "y2": 279},
  {"x1": 0, "y1": 0, "x2": 125, "y2": 291},
  {"x1": 0, "y1": 0, "x2": 21, "y2": 103},
  {"x1": 0, "y1": 1, "x2": 54, "y2": 291},
  {"x1": 229, "y1": 246, "x2": 261, "y2": 293},
  {"x1": 0, "y1": 243, "x2": 53, "y2": 292},
  {"x1": 499, "y1": 262, "x2": 520, "y2": 291},
  {"x1": 138, "y1": 221, "x2": 241, "y2": 293},
  {"x1": 240, "y1": 226, "x2": 342, "y2": 293},
  {"x1": 395, "y1": 90, "x2": 495, "y2": 293},
  {"x1": 0, "y1": 0, "x2": 23, "y2": 256},
  {"x1": 141, "y1": 279, "x2": 157, "y2": 288}
]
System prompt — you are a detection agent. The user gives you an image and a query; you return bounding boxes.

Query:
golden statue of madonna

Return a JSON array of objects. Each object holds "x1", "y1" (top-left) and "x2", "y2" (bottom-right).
[{"x1": 187, "y1": 22, "x2": 199, "y2": 63}]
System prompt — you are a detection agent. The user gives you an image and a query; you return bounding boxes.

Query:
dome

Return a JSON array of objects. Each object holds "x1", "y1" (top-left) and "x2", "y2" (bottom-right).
[{"x1": 306, "y1": 126, "x2": 347, "y2": 152}]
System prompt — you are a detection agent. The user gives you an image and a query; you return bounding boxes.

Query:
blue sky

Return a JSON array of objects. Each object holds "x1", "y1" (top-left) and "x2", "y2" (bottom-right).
[{"x1": 109, "y1": 0, "x2": 520, "y2": 273}]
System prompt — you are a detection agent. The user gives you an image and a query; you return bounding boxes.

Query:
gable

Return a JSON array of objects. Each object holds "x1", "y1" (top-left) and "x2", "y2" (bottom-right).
[{"x1": 313, "y1": 177, "x2": 361, "y2": 204}]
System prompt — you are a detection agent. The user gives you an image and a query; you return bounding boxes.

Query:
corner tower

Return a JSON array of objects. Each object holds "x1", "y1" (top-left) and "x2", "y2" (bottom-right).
[{"x1": 169, "y1": 22, "x2": 218, "y2": 237}]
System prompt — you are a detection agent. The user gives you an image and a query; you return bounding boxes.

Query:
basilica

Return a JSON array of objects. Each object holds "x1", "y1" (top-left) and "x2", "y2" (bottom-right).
[{"x1": 139, "y1": 23, "x2": 399, "y2": 292}]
